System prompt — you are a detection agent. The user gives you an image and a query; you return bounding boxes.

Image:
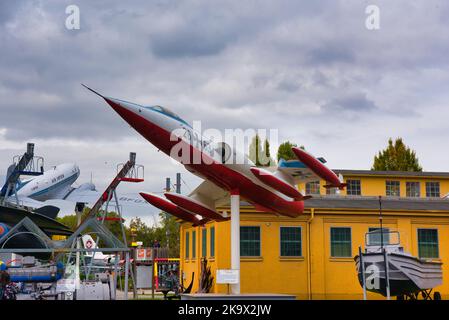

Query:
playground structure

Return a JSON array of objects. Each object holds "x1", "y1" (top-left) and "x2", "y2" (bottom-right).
[
  {"x1": 0, "y1": 143, "x2": 44, "y2": 206},
  {"x1": 133, "y1": 246, "x2": 192, "y2": 299},
  {"x1": 0, "y1": 151, "x2": 145, "y2": 300}
]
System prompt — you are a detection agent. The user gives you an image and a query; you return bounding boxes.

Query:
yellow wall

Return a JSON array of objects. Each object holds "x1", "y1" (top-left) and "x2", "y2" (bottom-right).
[
  {"x1": 180, "y1": 207, "x2": 449, "y2": 300},
  {"x1": 298, "y1": 175, "x2": 449, "y2": 198}
]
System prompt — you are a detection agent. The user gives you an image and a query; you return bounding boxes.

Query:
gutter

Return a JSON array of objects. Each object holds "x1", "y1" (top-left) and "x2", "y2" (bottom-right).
[{"x1": 307, "y1": 208, "x2": 314, "y2": 300}]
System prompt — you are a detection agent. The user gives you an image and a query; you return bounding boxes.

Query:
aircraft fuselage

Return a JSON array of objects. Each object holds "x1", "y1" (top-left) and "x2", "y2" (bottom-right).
[{"x1": 103, "y1": 97, "x2": 304, "y2": 217}]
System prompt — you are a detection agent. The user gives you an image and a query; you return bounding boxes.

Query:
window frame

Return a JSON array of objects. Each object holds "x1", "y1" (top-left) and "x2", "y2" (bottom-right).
[
  {"x1": 417, "y1": 228, "x2": 439, "y2": 259},
  {"x1": 279, "y1": 226, "x2": 302, "y2": 257},
  {"x1": 201, "y1": 228, "x2": 207, "y2": 258},
  {"x1": 185, "y1": 231, "x2": 190, "y2": 259},
  {"x1": 368, "y1": 227, "x2": 390, "y2": 246},
  {"x1": 240, "y1": 226, "x2": 261, "y2": 257},
  {"x1": 330, "y1": 227, "x2": 352, "y2": 258},
  {"x1": 406, "y1": 181, "x2": 421, "y2": 198},
  {"x1": 305, "y1": 181, "x2": 320, "y2": 195},
  {"x1": 386, "y1": 180, "x2": 400, "y2": 197},
  {"x1": 425, "y1": 182, "x2": 440, "y2": 198},
  {"x1": 192, "y1": 230, "x2": 196, "y2": 259},
  {"x1": 210, "y1": 226, "x2": 215, "y2": 258},
  {"x1": 346, "y1": 179, "x2": 361, "y2": 196}
]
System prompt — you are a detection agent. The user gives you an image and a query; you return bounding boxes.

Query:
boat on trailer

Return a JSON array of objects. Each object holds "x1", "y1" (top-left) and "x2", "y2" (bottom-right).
[{"x1": 354, "y1": 230, "x2": 443, "y2": 300}]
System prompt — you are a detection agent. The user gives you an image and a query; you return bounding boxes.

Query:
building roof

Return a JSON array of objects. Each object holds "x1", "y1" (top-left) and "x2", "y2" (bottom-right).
[
  {"x1": 303, "y1": 196, "x2": 449, "y2": 211},
  {"x1": 333, "y1": 169, "x2": 449, "y2": 178},
  {"x1": 238, "y1": 196, "x2": 449, "y2": 211}
]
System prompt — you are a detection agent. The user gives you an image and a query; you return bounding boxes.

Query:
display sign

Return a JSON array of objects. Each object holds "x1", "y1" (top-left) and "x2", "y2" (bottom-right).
[
  {"x1": 131, "y1": 241, "x2": 143, "y2": 247},
  {"x1": 56, "y1": 278, "x2": 76, "y2": 292},
  {"x1": 137, "y1": 249, "x2": 146, "y2": 260},
  {"x1": 136, "y1": 248, "x2": 153, "y2": 261},
  {"x1": 216, "y1": 269, "x2": 239, "y2": 284}
]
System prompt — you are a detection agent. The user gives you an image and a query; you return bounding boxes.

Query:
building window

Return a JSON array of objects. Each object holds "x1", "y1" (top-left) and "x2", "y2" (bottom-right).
[
  {"x1": 418, "y1": 229, "x2": 439, "y2": 259},
  {"x1": 210, "y1": 227, "x2": 215, "y2": 257},
  {"x1": 280, "y1": 227, "x2": 302, "y2": 257},
  {"x1": 305, "y1": 181, "x2": 320, "y2": 195},
  {"x1": 406, "y1": 182, "x2": 420, "y2": 197},
  {"x1": 346, "y1": 180, "x2": 361, "y2": 196},
  {"x1": 240, "y1": 226, "x2": 261, "y2": 257},
  {"x1": 330, "y1": 227, "x2": 352, "y2": 257},
  {"x1": 192, "y1": 230, "x2": 196, "y2": 259},
  {"x1": 426, "y1": 182, "x2": 440, "y2": 198},
  {"x1": 185, "y1": 232, "x2": 190, "y2": 259},
  {"x1": 368, "y1": 227, "x2": 390, "y2": 246},
  {"x1": 386, "y1": 180, "x2": 400, "y2": 197},
  {"x1": 326, "y1": 187, "x2": 338, "y2": 195},
  {"x1": 202, "y1": 228, "x2": 207, "y2": 257}
]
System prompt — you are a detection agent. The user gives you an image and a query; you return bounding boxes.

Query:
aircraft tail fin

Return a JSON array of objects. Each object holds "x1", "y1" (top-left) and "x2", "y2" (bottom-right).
[
  {"x1": 81, "y1": 234, "x2": 98, "y2": 250},
  {"x1": 34, "y1": 205, "x2": 60, "y2": 220}
]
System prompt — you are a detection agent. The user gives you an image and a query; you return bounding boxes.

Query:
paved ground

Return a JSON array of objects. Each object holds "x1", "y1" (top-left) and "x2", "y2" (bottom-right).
[{"x1": 116, "y1": 290, "x2": 167, "y2": 300}]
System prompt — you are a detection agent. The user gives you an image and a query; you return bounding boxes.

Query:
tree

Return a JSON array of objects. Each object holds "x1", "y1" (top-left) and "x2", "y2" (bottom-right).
[
  {"x1": 372, "y1": 138, "x2": 422, "y2": 171},
  {"x1": 129, "y1": 217, "x2": 155, "y2": 247},
  {"x1": 249, "y1": 134, "x2": 263, "y2": 166},
  {"x1": 158, "y1": 212, "x2": 180, "y2": 257},
  {"x1": 57, "y1": 207, "x2": 180, "y2": 257},
  {"x1": 249, "y1": 134, "x2": 275, "y2": 166},
  {"x1": 261, "y1": 139, "x2": 276, "y2": 166},
  {"x1": 277, "y1": 141, "x2": 300, "y2": 162}
]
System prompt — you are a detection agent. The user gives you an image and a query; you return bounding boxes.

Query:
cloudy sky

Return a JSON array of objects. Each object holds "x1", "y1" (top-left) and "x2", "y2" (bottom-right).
[{"x1": 1, "y1": 0, "x2": 448, "y2": 224}]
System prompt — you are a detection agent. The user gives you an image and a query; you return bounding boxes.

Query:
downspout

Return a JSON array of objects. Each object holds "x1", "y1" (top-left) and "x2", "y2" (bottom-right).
[{"x1": 307, "y1": 208, "x2": 315, "y2": 300}]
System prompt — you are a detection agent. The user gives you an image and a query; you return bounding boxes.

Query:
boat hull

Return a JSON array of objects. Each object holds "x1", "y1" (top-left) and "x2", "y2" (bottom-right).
[{"x1": 355, "y1": 252, "x2": 442, "y2": 297}]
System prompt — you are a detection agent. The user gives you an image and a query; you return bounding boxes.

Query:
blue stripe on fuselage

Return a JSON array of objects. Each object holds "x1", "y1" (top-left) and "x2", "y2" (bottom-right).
[
  {"x1": 15, "y1": 179, "x2": 32, "y2": 192},
  {"x1": 28, "y1": 172, "x2": 79, "y2": 198}
]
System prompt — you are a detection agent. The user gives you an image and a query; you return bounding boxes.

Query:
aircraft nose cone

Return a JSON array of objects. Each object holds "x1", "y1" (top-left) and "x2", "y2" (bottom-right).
[
  {"x1": 103, "y1": 97, "x2": 141, "y2": 114},
  {"x1": 103, "y1": 97, "x2": 146, "y2": 129}
]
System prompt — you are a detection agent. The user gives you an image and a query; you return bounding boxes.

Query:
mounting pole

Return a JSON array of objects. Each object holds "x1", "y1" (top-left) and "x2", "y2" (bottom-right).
[
  {"x1": 124, "y1": 251, "x2": 130, "y2": 300},
  {"x1": 359, "y1": 246, "x2": 367, "y2": 300},
  {"x1": 230, "y1": 189, "x2": 240, "y2": 294},
  {"x1": 75, "y1": 203, "x2": 83, "y2": 289},
  {"x1": 176, "y1": 173, "x2": 181, "y2": 194}
]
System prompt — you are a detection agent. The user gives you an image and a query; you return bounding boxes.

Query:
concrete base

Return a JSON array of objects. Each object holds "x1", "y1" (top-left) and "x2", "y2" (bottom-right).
[{"x1": 181, "y1": 293, "x2": 296, "y2": 300}]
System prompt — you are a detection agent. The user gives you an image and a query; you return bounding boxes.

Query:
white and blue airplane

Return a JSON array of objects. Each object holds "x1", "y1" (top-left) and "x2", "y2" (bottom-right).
[{"x1": 2, "y1": 162, "x2": 147, "y2": 216}]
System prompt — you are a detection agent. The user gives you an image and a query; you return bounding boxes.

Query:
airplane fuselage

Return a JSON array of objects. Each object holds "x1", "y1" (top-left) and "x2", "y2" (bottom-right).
[
  {"x1": 16, "y1": 163, "x2": 80, "y2": 201},
  {"x1": 103, "y1": 97, "x2": 304, "y2": 216}
]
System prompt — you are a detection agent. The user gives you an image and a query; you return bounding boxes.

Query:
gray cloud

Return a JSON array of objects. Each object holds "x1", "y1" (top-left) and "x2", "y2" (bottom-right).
[
  {"x1": 322, "y1": 93, "x2": 378, "y2": 113},
  {"x1": 1, "y1": 0, "x2": 449, "y2": 224}
]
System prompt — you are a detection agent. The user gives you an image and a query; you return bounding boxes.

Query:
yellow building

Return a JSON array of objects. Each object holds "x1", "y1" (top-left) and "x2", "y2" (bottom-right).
[{"x1": 179, "y1": 170, "x2": 449, "y2": 299}]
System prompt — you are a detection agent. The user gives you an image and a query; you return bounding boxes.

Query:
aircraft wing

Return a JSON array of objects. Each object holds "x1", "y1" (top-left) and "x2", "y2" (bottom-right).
[
  {"x1": 140, "y1": 180, "x2": 230, "y2": 224},
  {"x1": 63, "y1": 188, "x2": 100, "y2": 206},
  {"x1": 251, "y1": 147, "x2": 346, "y2": 200},
  {"x1": 7, "y1": 196, "x2": 78, "y2": 216},
  {"x1": 65, "y1": 188, "x2": 149, "y2": 213},
  {"x1": 12, "y1": 195, "x2": 49, "y2": 209},
  {"x1": 188, "y1": 179, "x2": 230, "y2": 207}
]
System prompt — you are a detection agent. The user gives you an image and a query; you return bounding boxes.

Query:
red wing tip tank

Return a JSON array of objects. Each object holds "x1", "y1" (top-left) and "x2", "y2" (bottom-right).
[
  {"x1": 163, "y1": 193, "x2": 228, "y2": 222},
  {"x1": 292, "y1": 147, "x2": 346, "y2": 190},
  {"x1": 139, "y1": 192, "x2": 207, "y2": 226}
]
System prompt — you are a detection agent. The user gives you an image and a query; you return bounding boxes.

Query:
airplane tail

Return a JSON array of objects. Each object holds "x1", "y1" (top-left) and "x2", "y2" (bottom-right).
[
  {"x1": 81, "y1": 234, "x2": 98, "y2": 250},
  {"x1": 81, "y1": 235, "x2": 111, "y2": 260}
]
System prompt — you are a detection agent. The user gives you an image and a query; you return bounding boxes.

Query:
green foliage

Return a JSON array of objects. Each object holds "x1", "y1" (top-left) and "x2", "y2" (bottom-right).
[
  {"x1": 126, "y1": 214, "x2": 179, "y2": 257},
  {"x1": 277, "y1": 141, "x2": 300, "y2": 162},
  {"x1": 249, "y1": 134, "x2": 275, "y2": 166},
  {"x1": 372, "y1": 138, "x2": 423, "y2": 172},
  {"x1": 159, "y1": 212, "x2": 181, "y2": 257},
  {"x1": 198, "y1": 258, "x2": 214, "y2": 293},
  {"x1": 56, "y1": 207, "x2": 90, "y2": 231},
  {"x1": 56, "y1": 208, "x2": 179, "y2": 257}
]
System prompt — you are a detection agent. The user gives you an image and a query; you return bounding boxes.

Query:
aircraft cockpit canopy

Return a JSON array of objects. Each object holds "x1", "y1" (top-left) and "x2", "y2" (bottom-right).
[{"x1": 145, "y1": 105, "x2": 191, "y2": 127}]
